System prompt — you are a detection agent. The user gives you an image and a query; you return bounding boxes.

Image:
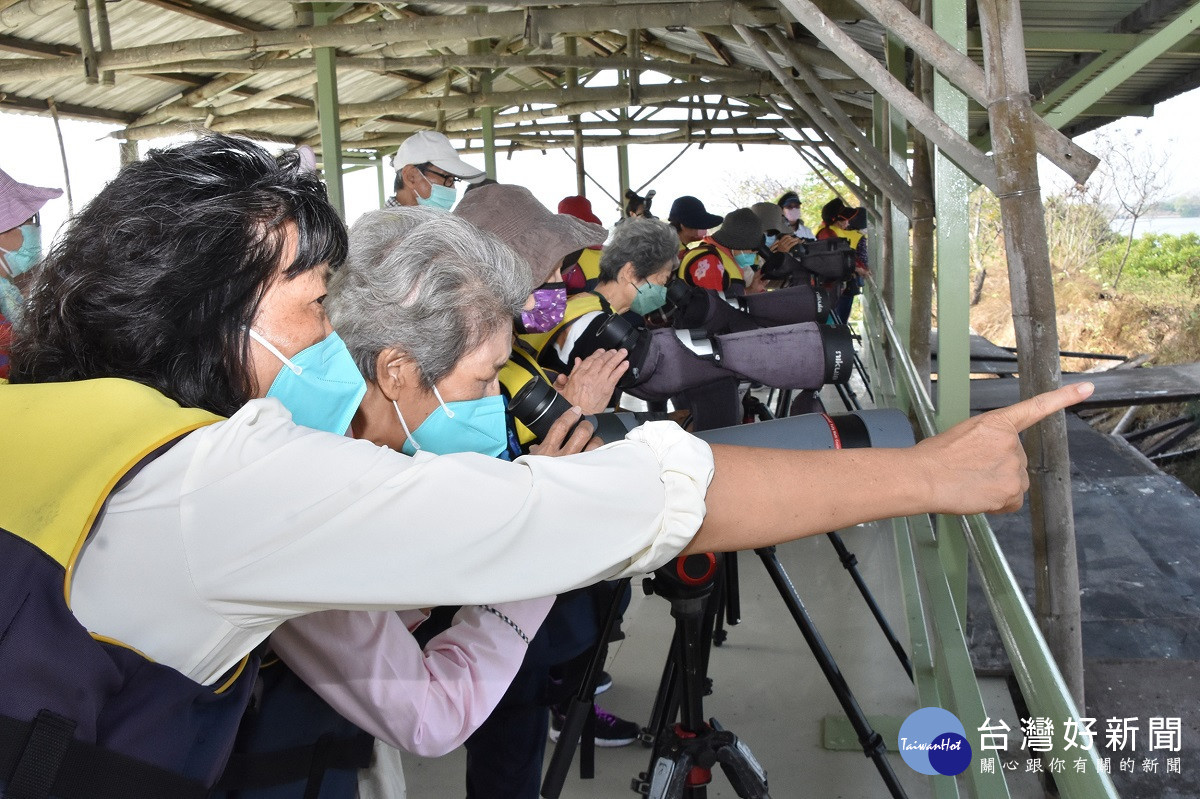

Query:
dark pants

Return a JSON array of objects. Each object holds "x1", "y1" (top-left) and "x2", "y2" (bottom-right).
[{"x1": 419, "y1": 583, "x2": 629, "y2": 799}]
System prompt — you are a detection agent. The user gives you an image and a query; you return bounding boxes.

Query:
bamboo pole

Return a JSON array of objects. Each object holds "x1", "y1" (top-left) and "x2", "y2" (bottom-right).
[
  {"x1": 846, "y1": 0, "x2": 1099, "y2": 185},
  {"x1": 772, "y1": 0, "x2": 1000, "y2": 193},
  {"x1": 73, "y1": 0, "x2": 97, "y2": 83},
  {"x1": 976, "y1": 0, "x2": 1085, "y2": 708},
  {"x1": 909, "y1": 127, "x2": 935, "y2": 397},
  {"x1": 0, "y1": 2, "x2": 781, "y2": 81},
  {"x1": 455, "y1": 131, "x2": 783, "y2": 150},
  {"x1": 564, "y1": 35, "x2": 585, "y2": 195},
  {"x1": 0, "y1": 0, "x2": 72, "y2": 30},
  {"x1": 760, "y1": 26, "x2": 915, "y2": 215},
  {"x1": 92, "y1": 0, "x2": 112, "y2": 85},
  {"x1": 216, "y1": 72, "x2": 318, "y2": 116},
  {"x1": 193, "y1": 78, "x2": 768, "y2": 137},
  {"x1": 124, "y1": 53, "x2": 753, "y2": 82},
  {"x1": 767, "y1": 97, "x2": 872, "y2": 206},
  {"x1": 736, "y1": 25, "x2": 912, "y2": 217}
]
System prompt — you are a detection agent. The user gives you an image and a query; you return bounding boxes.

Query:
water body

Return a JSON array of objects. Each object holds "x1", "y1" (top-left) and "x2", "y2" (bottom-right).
[{"x1": 1111, "y1": 216, "x2": 1200, "y2": 237}]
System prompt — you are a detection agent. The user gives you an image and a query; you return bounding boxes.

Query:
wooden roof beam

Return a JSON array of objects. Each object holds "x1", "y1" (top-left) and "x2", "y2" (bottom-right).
[
  {"x1": 738, "y1": 24, "x2": 913, "y2": 214},
  {"x1": 0, "y1": 92, "x2": 136, "y2": 124},
  {"x1": 0, "y1": 2, "x2": 783, "y2": 81},
  {"x1": 835, "y1": 0, "x2": 1098, "y2": 184},
  {"x1": 0, "y1": 32, "x2": 77, "y2": 57},
  {"x1": 133, "y1": 0, "x2": 273, "y2": 34}
]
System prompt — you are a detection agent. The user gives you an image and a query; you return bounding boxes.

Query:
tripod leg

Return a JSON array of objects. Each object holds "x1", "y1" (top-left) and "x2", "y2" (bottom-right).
[
  {"x1": 642, "y1": 628, "x2": 681, "y2": 747},
  {"x1": 826, "y1": 533, "x2": 913, "y2": 681},
  {"x1": 835, "y1": 382, "x2": 861, "y2": 412},
  {"x1": 724, "y1": 551, "x2": 741, "y2": 629},
  {"x1": 540, "y1": 577, "x2": 631, "y2": 799},
  {"x1": 852, "y1": 352, "x2": 875, "y2": 401},
  {"x1": 754, "y1": 547, "x2": 910, "y2": 799}
]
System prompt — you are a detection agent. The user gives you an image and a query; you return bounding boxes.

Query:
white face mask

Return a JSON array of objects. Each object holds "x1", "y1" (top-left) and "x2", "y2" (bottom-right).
[{"x1": 783, "y1": 207, "x2": 801, "y2": 223}]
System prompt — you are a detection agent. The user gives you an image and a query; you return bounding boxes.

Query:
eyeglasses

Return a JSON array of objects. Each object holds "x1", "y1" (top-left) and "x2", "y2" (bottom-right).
[{"x1": 420, "y1": 166, "x2": 459, "y2": 188}]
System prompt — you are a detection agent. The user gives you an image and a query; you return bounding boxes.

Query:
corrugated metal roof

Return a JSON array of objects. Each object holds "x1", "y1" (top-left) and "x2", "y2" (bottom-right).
[{"x1": 0, "y1": 0, "x2": 1196, "y2": 158}]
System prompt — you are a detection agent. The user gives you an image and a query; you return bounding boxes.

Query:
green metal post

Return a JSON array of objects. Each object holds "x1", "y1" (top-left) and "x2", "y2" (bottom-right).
[
  {"x1": 933, "y1": 0, "x2": 971, "y2": 619},
  {"x1": 313, "y1": 3, "x2": 344, "y2": 218},
  {"x1": 376, "y1": 156, "x2": 386, "y2": 209},
  {"x1": 871, "y1": 93, "x2": 887, "y2": 279},
  {"x1": 469, "y1": 13, "x2": 497, "y2": 179},
  {"x1": 885, "y1": 34, "x2": 912, "y2": 413},
  {"x1": 616, "y1": 70, "x2": 631, "y2": 204}
]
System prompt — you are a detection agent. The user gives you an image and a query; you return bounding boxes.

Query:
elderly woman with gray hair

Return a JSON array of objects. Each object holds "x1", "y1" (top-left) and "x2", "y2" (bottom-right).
[
  {"x1": 220, "y1": 206, "x2": 597, "y2": 798},
  {"x1": 513, "y1": 216, "x2": 678, "y2": 380}
]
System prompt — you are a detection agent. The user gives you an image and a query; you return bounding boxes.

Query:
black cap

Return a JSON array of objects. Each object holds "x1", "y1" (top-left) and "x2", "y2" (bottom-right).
[
  {"x1": 668, "y1": 195, "x2": 724, "y2": 229},
  {"x1": 712, "y1": 207, "x2": 764, "y2": 250},
  {"x1": 777, "y1": 191, "x2": 800, "y2": 208},
  {"x1": 821, "y1": 197, "x2": 849, "y2": 225}
]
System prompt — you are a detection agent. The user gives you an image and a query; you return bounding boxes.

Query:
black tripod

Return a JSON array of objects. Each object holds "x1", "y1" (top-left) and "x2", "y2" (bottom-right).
[
  {"x1": 634, "y1": 554, "x2": 770, "y2": 798},
  {"x1": 640, "y1": 550, "x2": 909, "y2": 797}
]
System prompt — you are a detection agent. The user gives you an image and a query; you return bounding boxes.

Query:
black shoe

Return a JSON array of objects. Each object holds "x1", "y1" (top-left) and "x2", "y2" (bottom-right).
[
  {"x1": 593, "y1": 670, "x2": 613, "y2": 696},
  {"x1": 549, "y1": 704, "x2": 640, "y2": 748}
]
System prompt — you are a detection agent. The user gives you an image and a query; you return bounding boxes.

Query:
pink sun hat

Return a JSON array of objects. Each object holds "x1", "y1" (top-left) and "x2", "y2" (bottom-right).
[{"x1": 0, "y1": 167, "x2": 63, "y2": 233}]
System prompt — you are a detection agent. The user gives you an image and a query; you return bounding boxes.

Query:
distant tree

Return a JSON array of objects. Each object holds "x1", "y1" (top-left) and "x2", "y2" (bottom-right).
[
  {"x1": 721, "y1": 169, "x2": 855, "y2": 230},
  {"x1": 1094, "y1": 131, "x2": 1171, "y2": 288},
  {"x1": 1044, "y1": 182, "x2": 1116, "y2": 274},
  {"x1": 968, "y1": 185, "x2": 1003, "y2": 305}
]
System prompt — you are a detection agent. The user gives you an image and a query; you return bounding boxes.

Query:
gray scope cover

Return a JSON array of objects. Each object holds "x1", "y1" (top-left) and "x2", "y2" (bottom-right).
[{"x1": 695, "y1": 408, "x2": 914, "y2": 450}]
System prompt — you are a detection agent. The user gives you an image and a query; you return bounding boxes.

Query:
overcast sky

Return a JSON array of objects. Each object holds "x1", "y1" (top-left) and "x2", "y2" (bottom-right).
[{"x1": 3, "y1": 84, "x2": 1197, "y2": 243}]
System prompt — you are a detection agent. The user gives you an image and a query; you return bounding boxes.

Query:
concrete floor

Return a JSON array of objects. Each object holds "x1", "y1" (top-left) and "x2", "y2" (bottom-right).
[{"x1": 404, "y1": 522, "x2": 941, "y2": 798}]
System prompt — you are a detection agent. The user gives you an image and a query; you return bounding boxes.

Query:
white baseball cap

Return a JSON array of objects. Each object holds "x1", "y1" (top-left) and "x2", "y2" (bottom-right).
[{"x1": 392, "y1": 130, "x2": 485, "y2": 182}]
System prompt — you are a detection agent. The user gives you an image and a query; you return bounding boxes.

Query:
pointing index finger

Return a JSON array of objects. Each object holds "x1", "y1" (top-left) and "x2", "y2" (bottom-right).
[{"x1": 993, "y1": 382, "x2": 1095, "y2": 432}]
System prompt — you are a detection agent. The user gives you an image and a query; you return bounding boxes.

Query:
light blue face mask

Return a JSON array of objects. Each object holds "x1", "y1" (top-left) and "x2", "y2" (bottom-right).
[
  {"x1": 733, "y1": 252, "x2": 758, "y2": 270},
  {"x1": 764, "y1": 234, "x2": 778, "y2": 248},
  {"x1": 415, "y1": 181, "x2": 458, "y2": 212},
  {"x1": 395, "y1": 387, "x2": 508, "y2": 457},
  {"x1": 0, "y1": 224, "x2": 42, "y2": 278},
  {"x1": 249, "y1": 329, "x2": 367, "y2": 434},
  {"x1": 631, "y1": 281, "x2": 668, "y2": 315}
]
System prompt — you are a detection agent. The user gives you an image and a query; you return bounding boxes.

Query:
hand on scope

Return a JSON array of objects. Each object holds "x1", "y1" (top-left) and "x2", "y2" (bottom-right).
[
  {"x1": 745, "y1": 269, "x2": 769, "y2": 295},
  {"x1": 770, "y1": 234, "x2": 803, "y2": 254},
  {"x1": 528, "y1": 406, "x2": 601, "y2": 456},
  {"x1": 913, "y1": 382, "x2": 1095, "y2": 516},
  {"x1": 554, "y1": 349, "x2": 629, "y2": 414}
]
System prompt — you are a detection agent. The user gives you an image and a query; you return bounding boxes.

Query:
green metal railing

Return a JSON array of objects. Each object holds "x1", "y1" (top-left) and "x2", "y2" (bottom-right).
[{"x1": 860, "y1": 280, "x2": 1120, "y2": 798}]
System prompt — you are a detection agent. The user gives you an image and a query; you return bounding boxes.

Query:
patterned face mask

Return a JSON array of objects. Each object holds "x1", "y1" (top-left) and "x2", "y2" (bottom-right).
[{"x1": 519, "y1": 283, "x2": 567, "y2": 332}]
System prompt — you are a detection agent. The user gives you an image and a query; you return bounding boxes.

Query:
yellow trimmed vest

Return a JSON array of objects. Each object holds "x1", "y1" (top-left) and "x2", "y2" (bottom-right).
[
  {"x1": 0, "y1": 378, "x2": 259, "y2": 797},
  {"x1": 678, "y1": 241, "x2": 746, "y2": 292},
  {"x1": 573, "y1": 248, "x2": 603, "y2": 289},
  {"x1": 516, "y1": 290, "x2": 607, "y2": 362},
  {"x1": 499, "y1": 341, "x2": 559, "y2": 446}
]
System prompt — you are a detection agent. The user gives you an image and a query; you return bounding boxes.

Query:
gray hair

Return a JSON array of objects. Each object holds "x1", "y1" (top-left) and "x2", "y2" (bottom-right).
[
  {"x1": 598, "y1": 217, "x2": 679, "y2": 283},
  {"x1": 327, "y1": 206, "x2": 535, "y2": 387}
]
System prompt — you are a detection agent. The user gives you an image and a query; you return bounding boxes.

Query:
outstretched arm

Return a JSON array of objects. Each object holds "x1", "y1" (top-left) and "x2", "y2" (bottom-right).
[{"x1": 685, "y1": 382, "x2": 1093, "y2": 554}]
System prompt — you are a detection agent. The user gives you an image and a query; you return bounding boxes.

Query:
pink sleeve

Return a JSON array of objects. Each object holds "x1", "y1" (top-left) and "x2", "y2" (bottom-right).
[{"x1": 270, "y1": 597, "x2": 554, "y2": 757}]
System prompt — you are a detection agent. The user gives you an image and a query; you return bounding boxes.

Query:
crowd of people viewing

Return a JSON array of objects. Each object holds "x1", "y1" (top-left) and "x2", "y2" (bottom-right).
[{"x1": 0, "y1": 130, "x2": 1090, "y2": 799}]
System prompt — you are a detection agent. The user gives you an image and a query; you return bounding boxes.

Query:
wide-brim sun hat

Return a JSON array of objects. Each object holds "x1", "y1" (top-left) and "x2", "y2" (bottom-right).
[
  {"x1": 0, "y1": 168, "x2": 62, "y2": 233},
  {"x1": 750, "y1": 202, "x2": 790, "y2": 235},
  {"x1": 711, "y1": 207, "x2": 764, "y2": 251},
  {"x1": 455, "y1": 183, "x2": 608, "y2": 283}
]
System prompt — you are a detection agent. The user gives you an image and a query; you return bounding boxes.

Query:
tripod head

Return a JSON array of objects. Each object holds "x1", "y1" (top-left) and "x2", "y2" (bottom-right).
[{"x1": 644, "y1": 553, "x2": 719, "y2": 603}]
